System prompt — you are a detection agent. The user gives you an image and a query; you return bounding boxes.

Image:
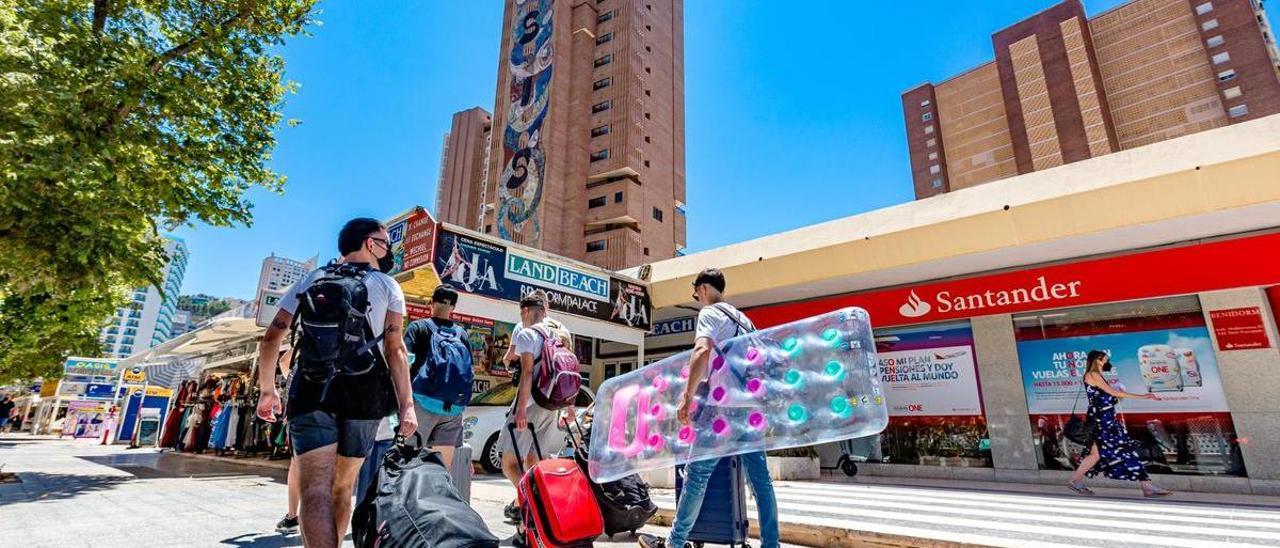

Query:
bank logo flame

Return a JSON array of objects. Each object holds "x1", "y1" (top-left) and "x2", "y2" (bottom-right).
[{"x1": 898, "y1": 290, "x2": 932, "y2": 318}]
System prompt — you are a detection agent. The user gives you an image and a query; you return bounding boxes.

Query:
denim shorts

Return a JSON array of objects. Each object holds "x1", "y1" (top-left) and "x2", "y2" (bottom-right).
[{"x1": 288, "y1": 410, "x2": 380, "y2": 458}]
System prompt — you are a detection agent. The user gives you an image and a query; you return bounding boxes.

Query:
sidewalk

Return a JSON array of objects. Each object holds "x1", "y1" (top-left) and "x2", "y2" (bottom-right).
[{"x1": 475, "y1": 471, "x2": 1280, "y2": 548}]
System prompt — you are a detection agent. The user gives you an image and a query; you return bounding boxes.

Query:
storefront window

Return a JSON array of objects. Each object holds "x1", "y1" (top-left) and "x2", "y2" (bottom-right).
[
  {"x1": 839, "y1": 322, "x2": 991, "y2": 467},
  {"x1": 1014, "y1": 296, "x2": 1245, "y2": 476}
]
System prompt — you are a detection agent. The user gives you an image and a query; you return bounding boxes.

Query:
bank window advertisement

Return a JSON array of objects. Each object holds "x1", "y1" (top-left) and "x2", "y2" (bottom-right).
[
  {"x1": 850, "y1": 322, "x2": 991, "y2": 467},
  {"x1": 1016, "y1": 296, "x2": 1245, "y2": 476}
]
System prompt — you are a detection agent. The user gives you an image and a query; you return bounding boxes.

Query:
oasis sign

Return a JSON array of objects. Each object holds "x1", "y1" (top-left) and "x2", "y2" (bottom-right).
[{"x1": 747, "y1": 232, "x2": 1280, "y2": 329}]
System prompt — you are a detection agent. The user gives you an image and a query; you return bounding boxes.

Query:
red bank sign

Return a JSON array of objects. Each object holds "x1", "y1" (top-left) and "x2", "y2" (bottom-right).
[
  {"x1": 1209, "y1": 307, "x2": 1272, "y2": 351},
  {"x1": 749, "y1": 233, "x2": 1280, "y2": 329}
]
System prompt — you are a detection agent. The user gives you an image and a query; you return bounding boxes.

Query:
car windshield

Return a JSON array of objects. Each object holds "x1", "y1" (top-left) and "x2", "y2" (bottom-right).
[{"x1": 470, "y1": 383, "x2": 516, "y2": 406}]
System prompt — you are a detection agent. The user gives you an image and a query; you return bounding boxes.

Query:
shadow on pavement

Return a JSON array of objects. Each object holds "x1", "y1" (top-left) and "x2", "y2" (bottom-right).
[
  {"x1": 0, "y1": 472, "x2": 132, "y2": 506},
  {"x1": 218, "y1": 533, "x2": 304, "y2": 547},
  {"x1": 79, "y1": 453, "x2": 288, "y2": 484}
]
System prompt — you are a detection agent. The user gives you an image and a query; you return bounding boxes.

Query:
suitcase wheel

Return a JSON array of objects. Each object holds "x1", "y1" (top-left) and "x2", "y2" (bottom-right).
[{"x1": 841, "y1": 458, "x2": 859, "y2": 477}]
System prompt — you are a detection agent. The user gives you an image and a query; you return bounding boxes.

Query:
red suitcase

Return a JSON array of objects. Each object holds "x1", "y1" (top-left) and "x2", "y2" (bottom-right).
[{"x1": 510, "y1": 424, "x2": 604, "y2": 547}]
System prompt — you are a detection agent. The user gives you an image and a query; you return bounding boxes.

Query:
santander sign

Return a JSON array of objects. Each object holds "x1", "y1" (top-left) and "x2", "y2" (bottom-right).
[
  {"x1": 745, "y1": 232, "x2": 1280, "y2": 330},
  {"x1": 899, "y1": 276, "x2": 1082, "y2": 319}
]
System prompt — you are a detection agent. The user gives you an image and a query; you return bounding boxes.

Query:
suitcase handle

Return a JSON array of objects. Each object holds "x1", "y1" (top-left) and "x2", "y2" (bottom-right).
[{"x1": 507, "y1": 421, "x2": 545, "y2": 474}]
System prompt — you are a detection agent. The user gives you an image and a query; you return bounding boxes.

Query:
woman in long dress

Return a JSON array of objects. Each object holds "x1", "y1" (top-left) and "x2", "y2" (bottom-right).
[{"x1": 1068, "y1": 350, "x2": 1173, "y2": 497}]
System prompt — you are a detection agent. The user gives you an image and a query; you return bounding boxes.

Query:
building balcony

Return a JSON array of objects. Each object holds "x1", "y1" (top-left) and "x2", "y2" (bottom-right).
[
  {"x1": 585, "y1": 178, "x2": 644, "y2": 227},
  {"x1": 584, "y1": 227, "x2": 643, "y2": 271}
]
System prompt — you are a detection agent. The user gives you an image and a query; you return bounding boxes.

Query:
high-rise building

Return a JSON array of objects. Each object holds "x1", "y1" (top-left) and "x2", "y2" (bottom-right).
[
  {"x1": 435, "y1": 107, "x2": 493, "y2": 229},
  {"x1": 904, "y1": 0, "x2": 1280, "y2": 199},
  {"x1": 256, "y1": 253, "x2": 317, "y2": 304},
  {"x1": 469, "y1": 0, "x2": 686, "y2": 270},
  {"x1": 99, "y1": 236, "x2": 189, "y2": 358}
]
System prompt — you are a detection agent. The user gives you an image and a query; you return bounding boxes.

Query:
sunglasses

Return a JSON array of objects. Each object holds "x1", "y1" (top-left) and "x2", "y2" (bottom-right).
[{"x1": 369, "y1": 237, "x2": 390, "y2": 249}]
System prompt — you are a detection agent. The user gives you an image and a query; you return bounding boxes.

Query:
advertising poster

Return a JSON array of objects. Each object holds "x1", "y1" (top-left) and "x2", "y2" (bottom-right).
[
  {"x1": 66, "y1": 401, "x2": 108, "y2": 439},
  {"x1": 875, "y1": 325, "x2": 982, "y2": 417},
  {"x1": 1017, "y1": 326, "x2": 1230, "y2": 414},
  {"x1": 434, "y1": 230, "x2": 508, "y2": 300},
  {"x1": 609, "y1": 279, "x2": 653, "y2": 330}
]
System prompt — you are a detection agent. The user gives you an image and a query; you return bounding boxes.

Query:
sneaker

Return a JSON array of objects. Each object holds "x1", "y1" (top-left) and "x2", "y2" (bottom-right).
[
  {"x1": 503, "y1": 501, "x2": 521, "y2": 523},
  {"x1": 275, "y1": 514, "x2": 299, "y2": 534},
  {"x1": 637, "y1": 533, "x2": 667, "y2": 548}
]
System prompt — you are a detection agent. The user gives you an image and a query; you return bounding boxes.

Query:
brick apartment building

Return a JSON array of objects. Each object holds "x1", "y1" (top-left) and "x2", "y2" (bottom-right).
[
  {"x1": 904, "y1": 0, "x2": 1280, "y2": 199},
  {"x1": 436, "y1": 0, "x2": 687, "y2": 270}
]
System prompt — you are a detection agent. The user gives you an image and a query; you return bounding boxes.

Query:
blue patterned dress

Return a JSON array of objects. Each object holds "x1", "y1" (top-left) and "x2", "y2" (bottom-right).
[{"x1": 1083, "y1": 384, "x2": 1150, "y2": 481}]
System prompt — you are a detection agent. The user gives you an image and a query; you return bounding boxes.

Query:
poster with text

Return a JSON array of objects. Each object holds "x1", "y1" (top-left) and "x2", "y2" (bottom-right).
[
  {"x1": 875, "y1": 324, "x2": 983, "y2": 417},
  {"x1": 1017, "y1": 326, "x2": 1229, "y2": 414}
]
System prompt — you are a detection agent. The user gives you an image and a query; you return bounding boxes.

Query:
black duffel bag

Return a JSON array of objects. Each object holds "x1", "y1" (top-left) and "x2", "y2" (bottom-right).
[
  {"x1": 352, "y1": 433, "x2": 498, "y2": 548},
  {"x1": 570, "y1": 416, "x2": 658, "y2": 537}
]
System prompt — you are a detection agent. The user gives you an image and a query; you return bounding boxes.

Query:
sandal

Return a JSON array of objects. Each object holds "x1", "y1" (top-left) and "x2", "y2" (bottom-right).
[
  {"x1": 1067, "y1": 480, "x2": 1094, "y2": 495},
  {"x1": 1142, "y1": 486, "x2": 1173, "y2": 498}
]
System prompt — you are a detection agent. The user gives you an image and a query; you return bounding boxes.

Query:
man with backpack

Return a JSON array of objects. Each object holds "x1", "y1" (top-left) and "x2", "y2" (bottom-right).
[
  {"x1": 638, "y1": 268, "x2": 780, "y2": 548},
  {"x1": 403, "y1": 285, "x2": 473, "y2": 469},
  {"x1": 255, "y1": 218, "x2": 417, "y2": 548},
  {"x1": 496, "y1": 292, "x2": 577, "y2": 536}
]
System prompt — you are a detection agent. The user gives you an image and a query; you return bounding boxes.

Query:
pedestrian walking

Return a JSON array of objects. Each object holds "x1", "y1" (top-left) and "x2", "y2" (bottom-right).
[
  {"x1": 1068, "y1": 350, "x2": 1173, "y2": 497},
  {"x1": 0, "y1": 394, "x2": 15, "y2": 433},
  {"x1": 638, "y1": 268, "x2": 780, "y2": 548},
  {"x1": 404, "y1": 285, "x2": 472, "y2": 469},
  {"x1": 497, "y1": 290, "x2": 574, "y2": 548},
  {"x1": 255, "y1": 217, "x2": 417, "y2": 548}
]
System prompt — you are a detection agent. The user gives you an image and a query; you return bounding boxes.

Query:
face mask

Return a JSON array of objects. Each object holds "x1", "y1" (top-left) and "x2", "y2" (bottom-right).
[
  {"x1": 1102, "y1": 362, "x2": 1113, "y2": 373},
  {"x1": 376, "y1": 248, "x2": 395, "y2": 273}
]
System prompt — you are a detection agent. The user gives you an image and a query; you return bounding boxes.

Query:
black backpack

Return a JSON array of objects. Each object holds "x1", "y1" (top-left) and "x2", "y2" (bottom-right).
[
  {"x1": 291, "y1": 263, "x2": 386, "y2": 402},
  {"x1": 352, "y1": 435, "x2": 498, "y2": 548}
]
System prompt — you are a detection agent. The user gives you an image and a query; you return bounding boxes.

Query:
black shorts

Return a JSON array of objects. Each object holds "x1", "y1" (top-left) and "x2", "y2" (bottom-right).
[{"x1": 288, "y1": 410, "x2": 380, "y2": 458}]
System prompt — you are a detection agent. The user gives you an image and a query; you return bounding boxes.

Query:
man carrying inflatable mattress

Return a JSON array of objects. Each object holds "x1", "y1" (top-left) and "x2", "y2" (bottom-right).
[{"x1": 638, "y1": 268, "x2": 780, "y2": 548}]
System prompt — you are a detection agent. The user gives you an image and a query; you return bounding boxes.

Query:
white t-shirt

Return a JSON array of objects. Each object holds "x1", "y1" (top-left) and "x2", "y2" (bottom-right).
[
  {"x1": 695, "y1": 303, "x2": 754, "y2": 346},
  {"x1": 277, "y1": 265, "x2": 407, "y2": 354}
]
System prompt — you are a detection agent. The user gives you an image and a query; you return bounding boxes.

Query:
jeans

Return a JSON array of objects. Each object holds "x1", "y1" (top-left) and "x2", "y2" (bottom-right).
[
  {"x1": 668, "y1": 451, "x2": 779, "y2": 548},
  {"x1": 355, "y1": 439, "x2": 395, "y2": 502}
]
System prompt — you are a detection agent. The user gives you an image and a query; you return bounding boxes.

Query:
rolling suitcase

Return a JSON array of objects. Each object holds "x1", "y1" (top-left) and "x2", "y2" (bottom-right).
[
  {"x1": 674, "y1": 457, "x2": 749, "y2": 547},
  {"x1": 511, "y1": 423, "x2": 604, "y2": 547},
  {"x1": 451, "y1": 442, "x2": 473, "y2": 504}
]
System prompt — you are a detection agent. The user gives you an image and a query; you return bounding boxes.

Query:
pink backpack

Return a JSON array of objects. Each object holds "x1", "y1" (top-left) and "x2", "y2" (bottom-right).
[{"x1": 530, "y1": 324, "x2": 581, "y2": 410}]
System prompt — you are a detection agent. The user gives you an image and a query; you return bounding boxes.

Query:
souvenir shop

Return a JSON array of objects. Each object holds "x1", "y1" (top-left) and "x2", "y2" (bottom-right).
[{"x1": 157, "y1": 355, "x2": 290, "y2": 459}]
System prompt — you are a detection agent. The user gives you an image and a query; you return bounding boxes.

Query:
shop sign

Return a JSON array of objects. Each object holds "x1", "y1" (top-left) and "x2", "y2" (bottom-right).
[
  {"x1": 402, "y1": 209, "x2": 438, "y2": 272},
  {"x1": 63, "y1": 357, "x2": 119, "y2": 378},
  {"x1": 145, "y1": 386, "x2": 174, "y2": 398},
  {"x1": 434, "y1": 228, "x2": 652, "y2": 329},
  {"x1": 29, "y1": 380, "x2": 42, "y2": 393},
  {"x1": 122, "y1": 366, "x2": 146, "y2": 384},
  {"x1": 507, "y1": 252, "x2": 611, "y2": 301},
  {"x1": 749, "y1": 232, "x2": 1280, "y2": 329},
  {"x1": 649, "y1": 317, "x2": 695, "y2": 337},
  {"x1": 256, "y1": 289, "x2": 285, "y2": 328},
  {"x1": 435, "y1": 230, "x2": 507, "y2": 298},
  {"x1": 66, "y1": 401, "x2": 109, "y2": 439},
  {"x1": 1017, "y1": 326, "x2": 1230, "y2": 414},
  {"x1": 452, "y1": 312, "x2": 496, "y2": 328},
  {"x1": 84, "y1": 383, "x2": 117, "y2": 399},
  {"x1": 39, "y1": 380, "x2": 59, "y2": 397},
  {"x1": 1209, "y1": 307, "x2": 1271, "y2": 351},
  {"x1": 383, "y1": 214, "x2": 410, "y2": 276}
]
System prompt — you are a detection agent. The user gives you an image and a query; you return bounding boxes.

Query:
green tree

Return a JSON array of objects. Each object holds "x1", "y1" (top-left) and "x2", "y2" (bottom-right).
[{"x1": 0, "y1": 0, "x2": 316, "y2": 381}]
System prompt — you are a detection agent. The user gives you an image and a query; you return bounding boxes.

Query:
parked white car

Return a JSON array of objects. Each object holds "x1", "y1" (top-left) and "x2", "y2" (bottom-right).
[{"x1": 461, "y1": 382, "x2": 594, "y2": 473}]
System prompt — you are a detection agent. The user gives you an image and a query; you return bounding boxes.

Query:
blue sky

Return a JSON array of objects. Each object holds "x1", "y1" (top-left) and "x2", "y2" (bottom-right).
[{"x1": 177, "y1": 0, "x2": 1233, "y2": 299}]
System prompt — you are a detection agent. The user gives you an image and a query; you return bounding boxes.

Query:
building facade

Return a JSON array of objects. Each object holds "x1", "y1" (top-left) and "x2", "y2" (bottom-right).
[
  {"x1": 628, "y1": 116, "x2": 1280, "y2": 494},
  {"x1": 436, "y1": 107, "x2": 493, "y2": 230},
  {"x1": 476, "y1": 0, "x2": 687, "y2": 270},
  {"x1": 99, "y1": 236, "x2": 189, "y2": 358},
  {"x1": 256, "y1": 253, "x2": 317, "y2": 306},
  {"x1": 905, "y1": 0, "x2": 1280, "y2": 199}
]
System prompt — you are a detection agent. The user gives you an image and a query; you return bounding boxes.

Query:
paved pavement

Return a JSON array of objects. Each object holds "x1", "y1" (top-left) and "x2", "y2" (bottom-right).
[
  {"x1": 7, "y1": 433, "x2": 1280, "y2": 547},
  {"x1": 0, "y1": 434, "x2": 691, "y2": 547}
]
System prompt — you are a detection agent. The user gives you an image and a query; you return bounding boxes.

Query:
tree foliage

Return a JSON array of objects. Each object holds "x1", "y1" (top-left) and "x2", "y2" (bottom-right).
[{"x1": 0, "y1": 0, "x2": 316, "y2": 381}]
